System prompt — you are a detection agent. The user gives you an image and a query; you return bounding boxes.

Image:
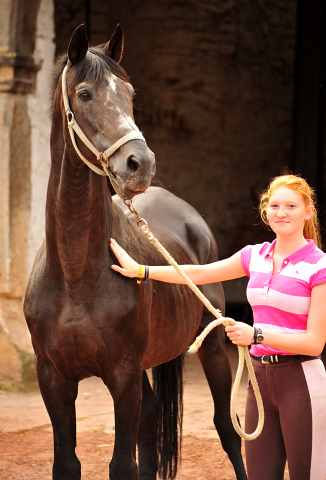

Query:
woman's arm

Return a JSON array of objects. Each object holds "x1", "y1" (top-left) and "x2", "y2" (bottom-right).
[
  {"x1": 110, "y1": 238, "x2": 246, "y2": 285},
  {"x1": 225, "y1": 282, "x2": 326, "y2": 356}
]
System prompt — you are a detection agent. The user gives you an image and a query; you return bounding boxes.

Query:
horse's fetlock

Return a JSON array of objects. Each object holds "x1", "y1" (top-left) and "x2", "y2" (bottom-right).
[
  {"x1": 109, "y1": 459, "x2": 138, "y2": 480},
  {"x1": 53, "y1": 458, "x2": 81, "y2": 480}
]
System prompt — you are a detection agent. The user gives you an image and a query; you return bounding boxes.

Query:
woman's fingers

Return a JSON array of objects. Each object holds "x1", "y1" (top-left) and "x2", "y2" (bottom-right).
[
  {"x1": 110, "y1": 238, "x2": 123, "y2": 257},
  {"x1": 110, "y1": 238, "x2": 139, "y2": 278},
  {"x1": 225, "y1": 323, "x2": 253, "y2": 346},
  {"x1": 110, "y1": 239, "x2": 127, "y2": 261}
]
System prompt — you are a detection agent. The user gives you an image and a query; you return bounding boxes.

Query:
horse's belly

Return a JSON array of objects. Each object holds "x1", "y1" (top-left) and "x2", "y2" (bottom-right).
[{"x1": 142, "y1": 282, "x2": 203, "y2": 369}]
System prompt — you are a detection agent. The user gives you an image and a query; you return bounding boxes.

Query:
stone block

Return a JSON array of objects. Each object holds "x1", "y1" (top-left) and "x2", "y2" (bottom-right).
[
  {"x1": 0, "y1": 296, "x2": 36, "y2": 389},
  {"x1": 0, "y1": 329, "x2": 22, "y2": 388}
]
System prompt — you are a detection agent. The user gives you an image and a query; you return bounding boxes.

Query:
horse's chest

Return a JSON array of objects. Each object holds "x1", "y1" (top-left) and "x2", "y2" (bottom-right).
[{"x1": 27, "y1": 279, "x2": 150, "y2": 373}]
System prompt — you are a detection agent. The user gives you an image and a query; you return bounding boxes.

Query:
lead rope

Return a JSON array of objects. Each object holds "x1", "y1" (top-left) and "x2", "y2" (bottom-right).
[{"x1": 124, "y1": 199, "x2": 264, "y2": 441}]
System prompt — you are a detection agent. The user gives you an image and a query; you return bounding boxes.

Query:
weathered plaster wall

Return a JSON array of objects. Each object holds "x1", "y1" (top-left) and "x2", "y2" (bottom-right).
[
  {"x1": 27, "y1": 0, "x2": 55, "y2": 272},
  {"x1": 0, "y1": 0, "x2": 54, "y2": 388},
  {"x1": 0, "y1": 93, "x2": 32, "y2": 387}
]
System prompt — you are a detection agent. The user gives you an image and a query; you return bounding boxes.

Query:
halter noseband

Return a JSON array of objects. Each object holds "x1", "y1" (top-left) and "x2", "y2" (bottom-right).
[{"x1": 61, "y1": 64, "x2": 147, "y2": 181}]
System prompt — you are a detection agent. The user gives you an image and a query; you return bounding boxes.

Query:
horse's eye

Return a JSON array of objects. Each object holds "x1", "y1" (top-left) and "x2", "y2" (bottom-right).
[{"x1": 78, "y1": 90, "x2": 91, "y2": 102}]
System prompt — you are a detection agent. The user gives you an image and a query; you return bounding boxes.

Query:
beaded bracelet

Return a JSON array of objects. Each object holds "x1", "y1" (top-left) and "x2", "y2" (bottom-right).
[
  {"x1": 137, "y1": 265, "x2": 144, "y2": 284},
  {"x1": 136, "y1": 265, "x2": 150, "y2": 284}
]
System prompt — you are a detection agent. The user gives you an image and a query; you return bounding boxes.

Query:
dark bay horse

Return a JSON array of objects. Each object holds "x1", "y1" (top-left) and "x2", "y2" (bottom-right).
[{"x1": 23, "y1": 24, "x2": 247, "y2": 480}]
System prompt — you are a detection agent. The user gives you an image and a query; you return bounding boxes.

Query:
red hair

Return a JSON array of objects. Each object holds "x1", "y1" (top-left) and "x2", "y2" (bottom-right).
[{"x1": 259, "y1": 175, "x2": 322, "y2": 249}]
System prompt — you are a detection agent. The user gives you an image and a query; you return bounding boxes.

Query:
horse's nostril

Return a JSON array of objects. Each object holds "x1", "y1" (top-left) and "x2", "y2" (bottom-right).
[{"x1": 127, "y1": 155, "x2": 139, "y2": 174}]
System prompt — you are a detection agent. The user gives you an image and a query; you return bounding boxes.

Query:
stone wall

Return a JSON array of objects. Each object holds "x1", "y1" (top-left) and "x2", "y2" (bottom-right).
[
  {"x1": 109, "y1": 0, "x2": 296, "y2": 256},
  {"x1": 0, "y1": 0, "x2": 298, "y2": 386},
  {"x1": 54, "y1": 0, "x2": 296, "y2": 301},
  {"x1": 52, "y1": 1, "x2": 297, "y2": 304}
]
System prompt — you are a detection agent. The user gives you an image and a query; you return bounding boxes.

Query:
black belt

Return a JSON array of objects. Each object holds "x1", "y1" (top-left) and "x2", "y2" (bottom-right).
[{"x1": 250, "y1": 354, "x2": 319, "y2": 365}]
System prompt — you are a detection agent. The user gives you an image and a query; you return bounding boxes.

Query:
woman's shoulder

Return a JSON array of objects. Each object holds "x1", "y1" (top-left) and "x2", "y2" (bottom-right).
[
  {"x1": 241, "y1": 241, "x2": 273, "y2": 255},
  {"x1": 304, "y1": 241, "x2": 326, "y2": 265},
  {"x1": 300, "y1": 242, "x2": 326, "y2": 287},
  {"x1": 240, "y1": 242, "x2": 272, "y2": 275}
]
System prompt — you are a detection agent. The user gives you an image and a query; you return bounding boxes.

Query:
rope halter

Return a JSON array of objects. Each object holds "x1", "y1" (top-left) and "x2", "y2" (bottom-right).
[{"x1": 61, "y1": 64, "x2": 147, "y2": 184}]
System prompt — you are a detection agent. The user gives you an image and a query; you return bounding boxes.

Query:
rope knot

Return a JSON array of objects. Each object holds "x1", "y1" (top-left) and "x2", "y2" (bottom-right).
[{"x1": 140, "y1": 226, "x2": 155, "y2": 242}]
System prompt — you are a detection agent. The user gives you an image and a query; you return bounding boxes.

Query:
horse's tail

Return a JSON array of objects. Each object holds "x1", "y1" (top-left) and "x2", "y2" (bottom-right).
[{"x1": 152, "y1": 353, "x2": 184, "y2": 480}]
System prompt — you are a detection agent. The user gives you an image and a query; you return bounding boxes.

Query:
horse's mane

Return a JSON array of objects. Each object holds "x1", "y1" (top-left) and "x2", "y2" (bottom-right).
[{"x1": 50, "y1": 46, "x2": 130, "y2": 107}]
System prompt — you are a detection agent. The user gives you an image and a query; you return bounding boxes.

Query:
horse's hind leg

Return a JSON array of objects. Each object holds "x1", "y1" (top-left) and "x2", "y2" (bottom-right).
[
  {"x1": 197, "y1": 297, "x2": 247, "y2": 479},
  {"x1": 137, "y1": 371, "x2": 159, "y2": 480},
  {"x1": 37, "y1": 358, "x2": 80, "y2": 480}
]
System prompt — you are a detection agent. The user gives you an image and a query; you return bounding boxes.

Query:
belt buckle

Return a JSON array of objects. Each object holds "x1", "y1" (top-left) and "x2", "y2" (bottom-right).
[{"x1": 261, "y1": 355, "x2": 271, "y2": 365}]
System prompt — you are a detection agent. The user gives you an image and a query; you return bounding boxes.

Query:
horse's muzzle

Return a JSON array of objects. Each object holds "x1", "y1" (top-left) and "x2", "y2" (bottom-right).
[{"x1": 109, "y1": 145, "x2": 156, "y2": 199}]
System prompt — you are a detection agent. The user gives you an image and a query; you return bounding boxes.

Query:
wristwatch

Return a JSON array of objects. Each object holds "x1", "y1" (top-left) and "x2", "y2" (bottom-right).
[{"x1": 252, "y1": 326, "x2": 264, "y2": 344}]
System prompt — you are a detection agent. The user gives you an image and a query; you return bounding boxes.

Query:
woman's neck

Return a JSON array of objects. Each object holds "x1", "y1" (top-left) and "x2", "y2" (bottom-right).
[{"x1": 273, "y1": 234, "x2": 308, "y2": 258}]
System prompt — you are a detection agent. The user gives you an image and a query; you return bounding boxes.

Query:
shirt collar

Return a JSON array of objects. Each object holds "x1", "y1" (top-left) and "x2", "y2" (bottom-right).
[
  {"x1": 259, "y1": 239, "x2": 316, "y2": 265},
  {"x1": 259, "y1": 239, "x2": 276, "y2": 258}
]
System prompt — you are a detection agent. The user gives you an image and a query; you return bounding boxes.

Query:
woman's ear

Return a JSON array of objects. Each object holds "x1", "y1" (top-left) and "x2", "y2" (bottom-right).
[{"x1": 305, "y1": 205, "x2": 314, "y2": 221}]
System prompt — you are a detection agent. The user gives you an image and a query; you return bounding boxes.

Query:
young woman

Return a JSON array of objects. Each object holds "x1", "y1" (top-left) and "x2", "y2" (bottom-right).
[{"x1": 110, "y1": 174, "x2": 326, "y2": 480}]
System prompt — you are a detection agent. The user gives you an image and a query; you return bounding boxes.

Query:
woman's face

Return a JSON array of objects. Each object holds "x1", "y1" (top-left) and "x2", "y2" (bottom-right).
[{"x1": 267, "y1": 186, "x2": 313, "y2": 238}]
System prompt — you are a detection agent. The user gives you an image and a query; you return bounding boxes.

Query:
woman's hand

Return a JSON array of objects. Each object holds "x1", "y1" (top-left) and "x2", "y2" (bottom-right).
[
  {"x1": 225, "y1": 322, "x2": 254, "y2": 346},
  {"x1": 110, "y1": 238, "x2": 140, "y2": 278}
]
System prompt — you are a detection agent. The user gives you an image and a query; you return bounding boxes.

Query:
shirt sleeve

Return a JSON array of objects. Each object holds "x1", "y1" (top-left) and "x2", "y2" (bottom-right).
[
  {"x1": 240, "y1": 245, "x2": 252, "y2": 277},
  {"x1": 310, "y1": 257, "x2": 326, "y2": 288}
]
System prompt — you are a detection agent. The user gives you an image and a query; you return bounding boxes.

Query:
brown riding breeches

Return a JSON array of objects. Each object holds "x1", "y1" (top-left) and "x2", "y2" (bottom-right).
[{"x1": 245, "y1": 357, "x2": 326, "y2": 480}]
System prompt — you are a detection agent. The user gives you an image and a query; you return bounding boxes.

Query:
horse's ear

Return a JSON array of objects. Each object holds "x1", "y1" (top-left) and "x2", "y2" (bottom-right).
[
  {"x1": 68, "y1": 24, "x2": 89, "y2": 65},
  {"x1": 104, "y1": 24, "x2": 124, "y2": 64}
]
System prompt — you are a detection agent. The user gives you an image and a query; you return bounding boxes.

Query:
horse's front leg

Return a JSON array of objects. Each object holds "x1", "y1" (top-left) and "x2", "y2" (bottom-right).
[
  {"x1": 106, "y1": 364, "x2": 143, "y2": 480},
  {"x1": 37, "y1": 357, "x2": 80, "y2": 480}
]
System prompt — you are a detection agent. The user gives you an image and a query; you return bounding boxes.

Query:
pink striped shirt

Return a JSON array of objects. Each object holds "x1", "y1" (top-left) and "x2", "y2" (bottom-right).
[{"x1": 240, "y1": 239, "x2": 326, "y2": 356}]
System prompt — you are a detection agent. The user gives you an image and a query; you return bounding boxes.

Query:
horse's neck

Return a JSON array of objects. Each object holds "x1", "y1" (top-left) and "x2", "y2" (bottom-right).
[{"x1": 46, "y1": 146, "x2": 112, "y2": 286}]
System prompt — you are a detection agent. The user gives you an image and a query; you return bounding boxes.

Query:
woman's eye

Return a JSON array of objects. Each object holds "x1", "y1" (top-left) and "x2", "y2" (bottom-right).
[{"x1": 78, "y1": 91, "x2": 91, "y2": 101}]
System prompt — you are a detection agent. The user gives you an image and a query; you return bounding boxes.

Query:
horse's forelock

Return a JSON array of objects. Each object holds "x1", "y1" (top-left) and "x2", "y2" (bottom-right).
[{"x1": 89, "y1": 47, "x2": 130, "y2": 83}]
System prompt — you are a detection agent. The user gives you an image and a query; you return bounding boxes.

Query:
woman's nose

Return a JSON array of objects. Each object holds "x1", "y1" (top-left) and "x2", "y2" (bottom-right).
[{"x1": 276, "y1": 208, "x2": 286, "y2": 217}]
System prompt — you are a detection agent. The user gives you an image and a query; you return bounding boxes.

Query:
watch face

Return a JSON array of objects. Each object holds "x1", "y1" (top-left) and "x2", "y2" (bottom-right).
[{"x1": 255, "y1": 327, "x2": 263, "y2": 343}]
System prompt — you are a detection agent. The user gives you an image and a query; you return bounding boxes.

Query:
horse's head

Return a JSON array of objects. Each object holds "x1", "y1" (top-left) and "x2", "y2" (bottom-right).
[{"x1": 58, "y1": 24, "x2": 155, "y2": 199}]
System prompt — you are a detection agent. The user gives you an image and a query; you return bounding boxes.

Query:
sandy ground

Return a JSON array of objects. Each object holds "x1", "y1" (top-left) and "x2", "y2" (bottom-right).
[{"x1": 0, "y1": 342, "x2": 290, "y2": 479}]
